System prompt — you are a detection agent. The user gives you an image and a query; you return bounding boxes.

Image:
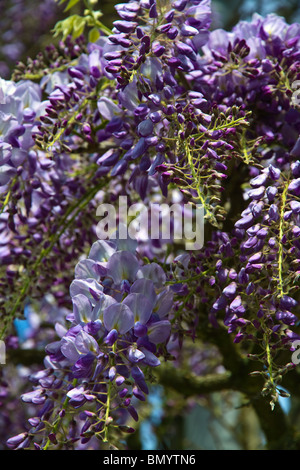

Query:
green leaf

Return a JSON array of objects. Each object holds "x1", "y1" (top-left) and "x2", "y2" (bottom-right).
[
  {"x1": 53, "y1": 17, "x2": 74, "y2": 40},
  {"x1": 72, "y1": 16, "x2": 86, "y2": 38},
  {"x1": 52, "y1": 15, "x2": 87, "y2": 41},
  {"x1": 88, "y1": 27, "x2": 100, "y2": 43},
  {"x1": 63, "y1": 0, "x2": 81, "y2": 11}
]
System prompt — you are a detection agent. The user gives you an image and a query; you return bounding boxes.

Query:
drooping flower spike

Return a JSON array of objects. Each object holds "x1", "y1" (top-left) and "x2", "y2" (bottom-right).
[{"x1": 7, "y1": 236, "x2": 173, "y2": 449}]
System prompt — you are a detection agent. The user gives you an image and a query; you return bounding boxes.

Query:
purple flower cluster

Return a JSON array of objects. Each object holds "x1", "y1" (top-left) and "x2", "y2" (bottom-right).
[
  {"x1": 213, "y1": 164, "x2": 300, "y2": 342},
  {"x1": 0, "y1": 78, "x2": 46, "y2": 187},
  {"x1": 26, "y1": 2, "x2": 212, "y2": 207},
  {"x1": 105, "y1": 0, "x2": 211, "y2": 87},
  {"x1": 198, "y1": 12, "x2": 300, "y2": 169},
  {"x1": 2, "y1": 0, "x2": 300, "y2": 450},
  {"x1": 6, "y1": 236, "x2": 173, "y2": 449}
]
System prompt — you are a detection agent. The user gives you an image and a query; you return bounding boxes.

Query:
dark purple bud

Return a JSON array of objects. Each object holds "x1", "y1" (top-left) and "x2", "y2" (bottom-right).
[
  {"x1": 165, "y1": 9, "x2": 175, "y2": 21},
  {"x1": 242, "y1": 236, "x2": 258, "y2": 250},
  {"x1": 165, "y1": 104, "x2": 176, "y2": 115},
  {"x1": 163, "y1": 85, "x2": 174, "y2": 100},
  {"x1": 119, "y1": 388, "x2": 128, "y2": 398},
  {"x1": 167, "y1": 57, "x2": 181, "y2": 67},
  {"x1": 250, "y1": 173, "x2": 267, "y2": 187},
  {"x1": 117, "y1": 9, "x2": 137, "y2": 21},
  {"x1": 132, "y1": 386, "x2": 146, "y2": 401},
  {"x1": 212, "y1": 294, "x2": 228, "y2": 312},
  {"x1": 238, "y1": 268, "x2": 249, "y2": 285},
  {"x1": 23, "y1": 108, "x2": 36, "y2": 123},
  {"x1": 104, "y1": 51, "x2": 123, "y2": 60},
  {"x1": 176, "y1": 41, "x2": 196, "y2": 58},
  {"x1": 134, "y1": 321, "x2": 148, "y2": 337},
  {"x1": 268, "y1": 164, "x2": 281, "y2": 180},
  {"x1": 127, "y1": 405, "x2": 139, "y2": 422},
  {"x1": 247, "y1": 224, "x2": 260, "y2": 236},
  {"x1": 276, "y1": 311, "x2": 298, "y2": 325},
  {"x1": 222, "y1": 282, "x2": 237, "y2": 298},
  {"x1": 257, "y1": 309, "x2": 264, "y2": 318},
  {"x1": 135, "y1": 26, "x2": 144, "y2": 38},
  {"x1": 167, "y1": 27, "x2": 179, "y2": 39},
  {"x1": 48, "y1": 433, "x2": 57, "y2": 445},
  {"x1": 217, "y1": 268, "x2": 228, "y2": 283},
  {"x1": 163, "y1": 71, "x2": 177, "y2": 86},
  {"x1": 291, "y1": 138, "x2": 300, "y2": 158},
  {"x1": 28, "y1": 417, "x2": 40, "y2": 427},
  {"x1": 115, "y1": 375, "x2": 125, "y2": 386},
  {"x1": 280, "y1": 295, "x2": 298, "y2": 310},
  {"x1": 256, "y1": 228, "x2": 268, "y2": 240},
  {"x1": 173, "y1": 0, "x2": 188, "y2": 11},
  {"x1": 290, "y1": 201, "x2": 300, "y2": 213},
  {"x1": 105, "y1": 65, "x2": 120, "y2": 74},
  {"x1": 181, "y1": 24, "x2": 199, "y2": 36},
  {"x1": 251, "y1": 202, "x2": 264, "y2": 217},
  {"x1": 156, "y1": 23, "x2": 172, "y2": 33},
  {"x1": 131, "y1": 138, "x2": 147, "y2": 159},
  {"x1": 233, "y1": 333, "x2": 245, "y2": 344},
  {"x1": 105, "y1": 328, "x2": 118, "y2": 345},
  {"x1": 248, "y1": 252, "x2": 262, "y2": 263},
  {"x1": 268, "y1": 237, "x2": 276, "y2": 248},
  {"x1": 97, "y1": 149, "x2": 119, "y2": 166},
  {"x1": 109, "y1": 366, "x2": 117, "y2": 381},
  {"x1": 131, "y1": 366, "x2": 149, "y2": 394},
  {"x1": 113, "y1": 20, "x2": 137, "y2": 33},
  {"x1": 68, "y1": 67, "x2": 85, "y2": 80},
  {"x1": 109, "y1": 35, "x2": 132, "y2": 48},
  {"x1": 137, "y1": 119, "x2": 154, "y2": 137},
  {"x1": 21, "y1": 388, "x2": 46, "y2": 405},
  {"x1": 6, "y1": 433, "x2": 28, "y2": 449},
  {"x1": 83, "y1": 123, "x2": 92, "y2": 134},
  {"x1": 111, "y1": 159, "x2": 128, "y2": 176},
  {"x1": 268, "y1": 204, "x2": 279, "y2": 222},
  {"x1": 246, "y1": 282, "x2": 255, "y2": 295},
  {"x1": 292, "y1": 226, "x2": 300, "y2": 237},
  {"x1": 153, "y1": 43, "x2": 165, "y2": 57},
  {"x1": 215, "y1": 162, "x2": 228, "y2": 172},
  {"x1": 149, "y1": 111, "x2": 162, "y2": 123},
  {"x1": 235, "y1": 214, "x2": 254, "y2": 229},
  {"x1": 291, "y1": 160, "x2": 300, "y2": 177},
  {"x1": 141, "y1": 34, "x2": 151, "y2": 49},
  {"x1": 118, "y1": 425, "x2": 135, "y2": 434},
  {"x1": 288, "y1": 178, "x2": 300, "y2": 196},
  {"x1": 248, "y1": 186, "x2": 265, "y2": 200},
  {"x1": 229, "y1": 296, "x2": 245, "y2": 314},
  {"x1": 149, "y1": 3, "x2": 157, "y2": 17},
  {"x1": 266, "y1": 186, "x2": 278, "y2": 202},
  {"x1": 72, "y1": 353, "x2": 95, "y2": 378}
]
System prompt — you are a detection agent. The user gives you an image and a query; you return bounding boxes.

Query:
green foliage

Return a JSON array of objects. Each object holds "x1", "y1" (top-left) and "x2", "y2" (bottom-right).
[
  {"x1": 53, "y1": 0, "x2": 111, "y2": 41},
  {"x1": 59, "y1": 0, "x2": 81, "y2": 11},
  {"x1": 53, "y1": 14, "x2": 86, "y2": 40}
]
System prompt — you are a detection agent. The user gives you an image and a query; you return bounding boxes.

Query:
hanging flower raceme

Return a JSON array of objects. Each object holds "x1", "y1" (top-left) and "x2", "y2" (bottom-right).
[
  {"x1": 105, "y1": 0, "x2": 211, "y2": 88},
  {"x1": 2, "y1": 0, "x2": 300, "y2": 451},
  {"x1": 7, "y1": 236, "x2": 173, "y2": 449},
  {"x1": 0, "y1": 78, "x2": 47, "y2": 187},
  {"x1": 207, "y1": 162, "x2": 300, "y2": 407}
]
